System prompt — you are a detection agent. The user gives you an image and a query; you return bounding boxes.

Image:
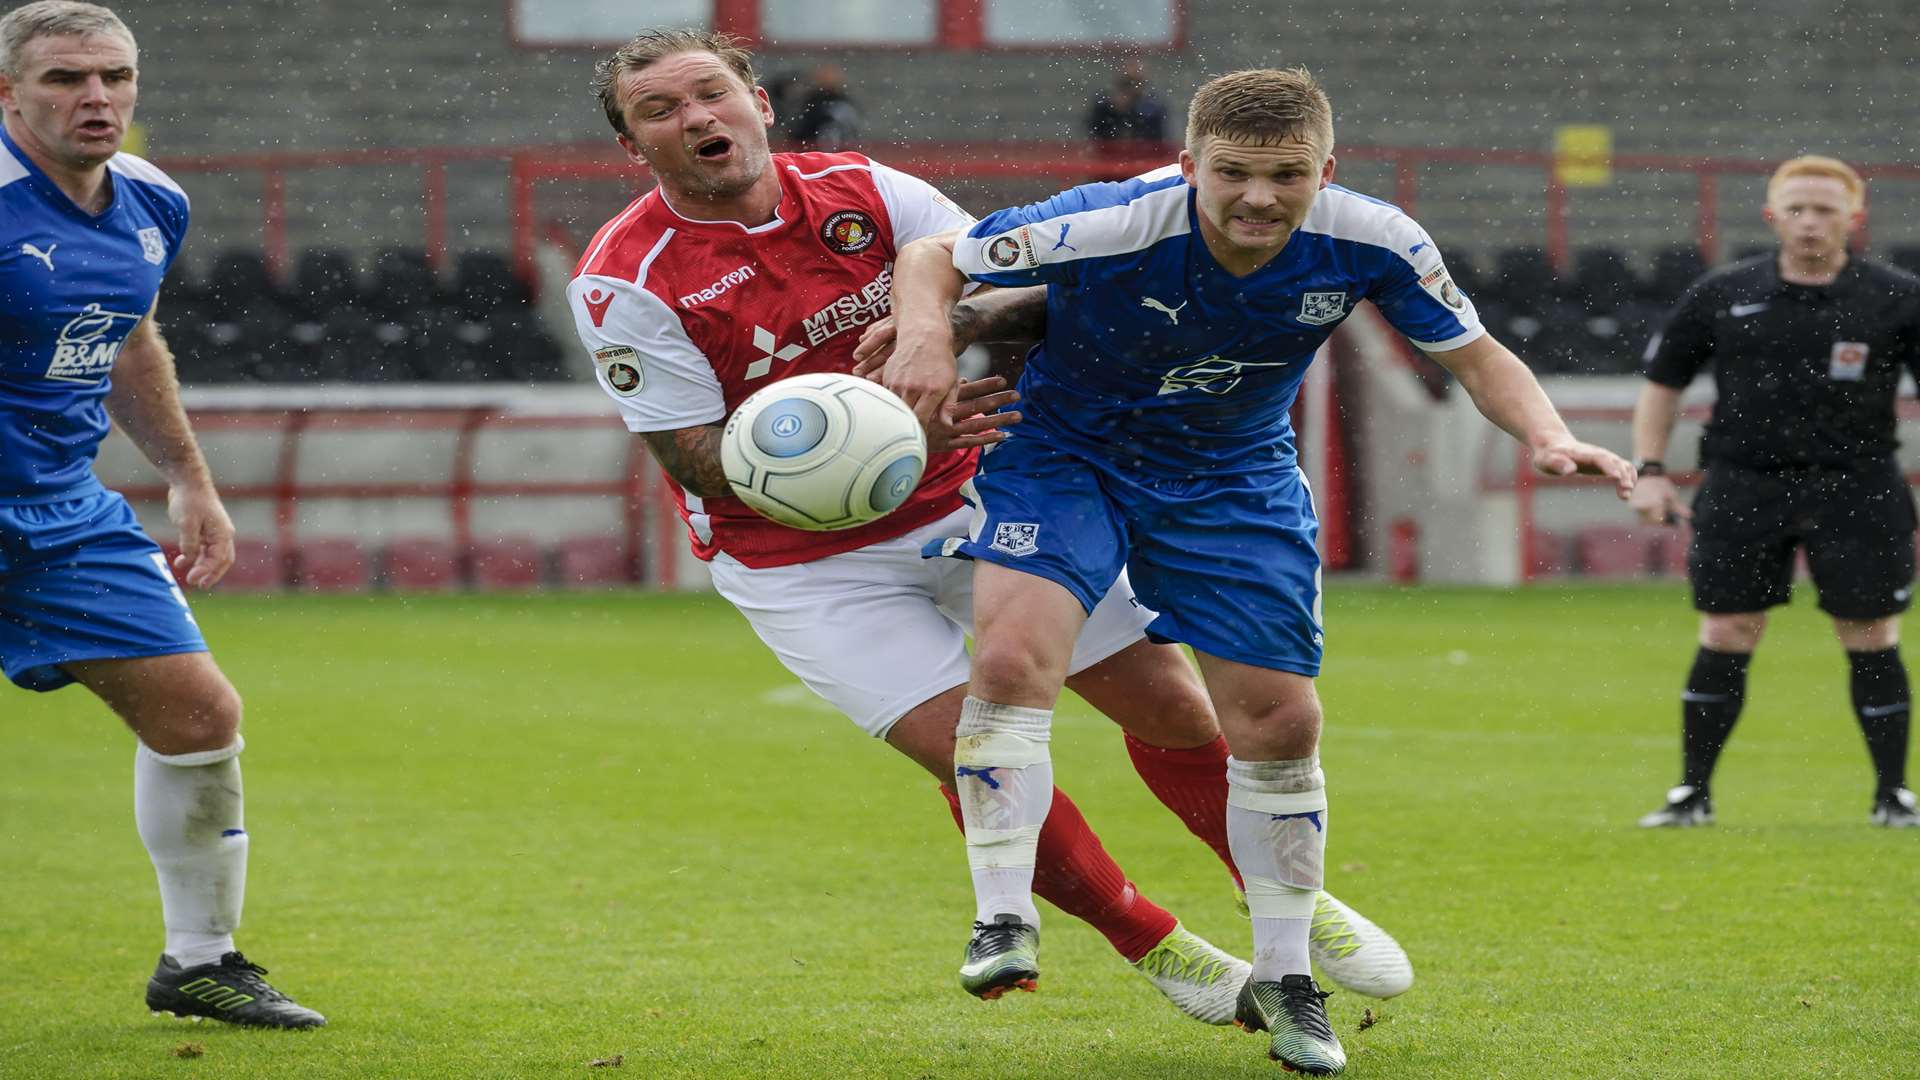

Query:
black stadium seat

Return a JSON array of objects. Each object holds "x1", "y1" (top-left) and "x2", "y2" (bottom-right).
[
  {"x1": 1570, "y1": 247, "x2": 1642, "y2": 312},
  {"x1": 365, "y1": 247, "x2": 443, "y2": 319},
  {"x1": 1646, "y1": 245, "x2": 1707, "y2": 302},
  {"x1": 203, "y1": 249, "x2": 281, "y2": 309},
  {"x1": 452, "y1": 250, "x2": 531, "y2": 319},
  {"x1": 289, "y1": 248, "x2": 360, "y2": 320}
]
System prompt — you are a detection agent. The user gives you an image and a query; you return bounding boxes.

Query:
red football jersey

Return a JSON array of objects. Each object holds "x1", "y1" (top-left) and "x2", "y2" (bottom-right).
[{"x1": 568, "y1": 152, "x2": 979, "y2": 568}]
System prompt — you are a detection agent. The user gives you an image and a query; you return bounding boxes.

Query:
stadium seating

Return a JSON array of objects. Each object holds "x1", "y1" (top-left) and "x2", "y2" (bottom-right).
[
  {"x1": 1656, "y1": 528, "x2": 1691, "y2": 576},
  {"x1": 1646, "y1": 245, "x2": 1707, "y2": 302},
  {"x1": 468, "y1": 535, "x2": 545, "y2": 589},
  {"x1": 167, "y1": 238, "x2": 1785, "y2": 386},
  {"x1": 219, "y1": 539, "x2": 286, "y2": 591},
  {"x1": 293, "y1": 538, "x2": 371, "y2": 592},
  {"x1": 382, "y1": 537, "x2": 463, "y2": 591},
  {"x1": 1527, "y1": 529, "x2": 1570, "y2": 578},
  {"x1": 554, "y1": 535, "x2": 633, "y2": 588},
  {"x1": 170, "y1": 246, "x2": 567, "y2": 384},
  {"x1": 1573, "y1": 525, "x2": 1660, "y2": 578}
]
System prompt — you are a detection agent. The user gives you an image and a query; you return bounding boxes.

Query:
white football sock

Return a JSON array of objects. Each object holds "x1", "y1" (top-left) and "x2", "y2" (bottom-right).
[
  {"x1": 1226, "y1": 754, "x2": 1327, "y2": 982},
  {"x1": 134, "y1": 738, "x2": 248, "y2": 969},
  {"x1": 954, "y1": 696, "x2": 1053, "y2": 927}
]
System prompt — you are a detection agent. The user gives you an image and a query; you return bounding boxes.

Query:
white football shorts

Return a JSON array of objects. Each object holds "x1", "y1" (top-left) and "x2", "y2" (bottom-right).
[{"x1": 707, "y1": 507, "x2": 1155, "y2": 738}]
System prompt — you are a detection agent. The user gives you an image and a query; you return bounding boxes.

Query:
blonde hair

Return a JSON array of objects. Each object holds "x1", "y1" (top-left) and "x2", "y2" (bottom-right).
[
  {"x1": 1185, "y1": 67, "x2": 1333, "y2": 160},
  {"x1": 1767, "y1": 155, "x2": 1864, "y2": 210},
  {"x1": 0, "y1": 1, "x2": 135, "y2": 76},
  {"x1": 592, "y1": 28, "x2": 757, "y2": 138}
]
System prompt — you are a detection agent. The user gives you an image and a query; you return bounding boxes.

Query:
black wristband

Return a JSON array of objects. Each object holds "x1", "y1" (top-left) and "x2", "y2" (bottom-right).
[{"x1": 1636, "y1": 460, "x2": 1666, "y2": 476}]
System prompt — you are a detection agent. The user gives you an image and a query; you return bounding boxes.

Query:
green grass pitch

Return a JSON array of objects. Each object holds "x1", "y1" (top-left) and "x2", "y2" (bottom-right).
[{"x1": 2, "y1": 585, "x2": 1915, "y2": 1078}]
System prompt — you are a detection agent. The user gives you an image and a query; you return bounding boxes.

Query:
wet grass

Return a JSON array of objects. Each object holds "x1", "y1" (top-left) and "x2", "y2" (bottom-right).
[{"x1": 3, "y1": 586, "x2": 1914, "y2": 1078}]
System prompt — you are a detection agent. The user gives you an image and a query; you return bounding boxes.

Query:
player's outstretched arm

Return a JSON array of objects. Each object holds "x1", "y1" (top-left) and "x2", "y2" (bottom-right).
[
  {"x1": 852, "y1": 285, "x2": 1047, "y2": 377},
  {"x1": 1430, "y1": 333, "x2": 1637, "y2": 500},
  {"x1": 639, "y1": 423, "x2": 730, "y2": 499},
  {"x1": 1628, "y1": 380, "x2": 1690, "y2": 524},
  {"x1": 105, "y1": 300, "x2": 236, "y2": 588},
  {"x1": 883, "y1": 232, "x2": 970, "y2": 426}
]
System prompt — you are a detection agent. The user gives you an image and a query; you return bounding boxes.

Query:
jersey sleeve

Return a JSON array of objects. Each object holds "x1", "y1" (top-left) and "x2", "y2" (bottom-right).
[
  {"x1": 1642, "y1": 282, "x2": 1717, "y2": 388},
  {"x1": 951, "y1": 166, "x2": 1189, "y2": 288},
  {"x1": 567, "y1": 275, "x2": 726, "y2": 433},
  {"x1": 868, "y1": 160, "x2": 976, "y2": 248},
  {"x1": 1366, "y1": 220, "x2": 1485, "y2": 352}
]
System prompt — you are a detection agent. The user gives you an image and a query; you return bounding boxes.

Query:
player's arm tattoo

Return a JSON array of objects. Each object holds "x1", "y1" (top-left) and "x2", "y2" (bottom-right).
[
  {"x1": 105, "y1": 299, "x2": 215, "y2": 489},
  {"x1": 951, "y1": 286, "x2": 1048, "y2": 346},
  {"x1": 640, "y1": 423, "x2": 731, "y2": 499}
]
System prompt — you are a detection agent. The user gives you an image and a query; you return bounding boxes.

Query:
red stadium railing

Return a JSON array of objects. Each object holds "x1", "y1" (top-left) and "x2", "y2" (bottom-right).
[
  {"x1": 1509, "y1": 402, "x2": 1920, "y2": 583},
  {"x1": 115, "y1": 408, "x2": 683, "y2": 589},
  {"x1": 153, "y1": 141, "x2": 1920, "y2": 283}
]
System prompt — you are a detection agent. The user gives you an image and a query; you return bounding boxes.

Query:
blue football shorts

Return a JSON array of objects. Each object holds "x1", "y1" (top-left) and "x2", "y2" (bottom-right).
[
  {"x1": 0, "y1": 489, "x2": 208, "y2": 691},
  {"x1": 947, "y1": 432, "x2": 1325, "y2": 676}
]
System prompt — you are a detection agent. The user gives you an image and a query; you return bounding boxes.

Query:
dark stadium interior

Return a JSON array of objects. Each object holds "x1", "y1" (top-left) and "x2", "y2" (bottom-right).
[
  {"x1": 119, "y1": 0, "x2": 1920, "y2": 384},
  {"x1": 164, "y1": 247, "x2": 565, "y2": 383},
  {"x1": 166, "y1": 239, "x2": 1920, "y2": 383}
]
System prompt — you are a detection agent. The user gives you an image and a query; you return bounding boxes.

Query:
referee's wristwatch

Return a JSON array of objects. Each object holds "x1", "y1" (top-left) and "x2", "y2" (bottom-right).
[{"x1": 1635, "y1": 460, "x2": 1667, "y2": 477}]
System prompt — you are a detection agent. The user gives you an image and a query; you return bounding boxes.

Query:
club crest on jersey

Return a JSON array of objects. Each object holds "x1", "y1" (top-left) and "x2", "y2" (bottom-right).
[
  {"x1": 1297, "y1": 291, "x2": 1348, "y2": 326},
  {"x1": 138, "y1": 227, "x2": 167, "y2": 265},
  {"x1": 984, "y1": 226, "x2": 1037, "y2": 270},
  {"x1": 594, "y1": 345, "x2": 643, "y2": 396},
  {"x1": 1830, "y1": 341, "x2": 1869, "y2": 381},
  {"x1": 45, "y1": 303, "x2": 144, "y2": 383},
  {"x1": 991, "y1": 522, "x2": 1040, "y2": 557},
  {"x1": 820, "y1": 210, "x2": 878, "y2": 255}
]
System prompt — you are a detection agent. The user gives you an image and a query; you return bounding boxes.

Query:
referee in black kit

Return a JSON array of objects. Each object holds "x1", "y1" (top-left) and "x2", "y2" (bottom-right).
[{"x1": 1630, "y1": 155, "x2": 1920, "y2": 828}]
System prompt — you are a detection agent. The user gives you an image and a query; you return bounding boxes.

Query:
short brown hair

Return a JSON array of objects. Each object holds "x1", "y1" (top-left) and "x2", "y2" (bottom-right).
[
  {"x1": 1185, "y1": 67, "x2": 1333, "y2": 160},
  {"x1": 1767, "y1": 154, "x2": 1864, "y2": 210},
  {"x1": 592, "y1": 28, "x2": 756, "y2": 138}
]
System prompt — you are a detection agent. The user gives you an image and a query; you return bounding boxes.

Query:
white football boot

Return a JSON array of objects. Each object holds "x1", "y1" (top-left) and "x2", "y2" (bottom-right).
[
  {"x1": 1306, "y1": 891, "x2": 1414, "y2": 999},
  {"x1": 1132, "y1": 923, "x2": 1251, "y2": 1025}
]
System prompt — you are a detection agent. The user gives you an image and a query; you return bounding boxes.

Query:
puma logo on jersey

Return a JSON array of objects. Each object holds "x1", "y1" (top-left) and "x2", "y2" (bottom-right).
[
  {"x1": 1141, "y1": 296, "x2": 1187, "y2": 324},
  {"x1": 1050, "y1": 224, "x2": 1078, "y2": 252},
  {"x1": 582, "y1": 288, "x2": 614, "y2": 327},
  {"x1": 21, "y1": 242, "x2": 55, "y2": 271}
]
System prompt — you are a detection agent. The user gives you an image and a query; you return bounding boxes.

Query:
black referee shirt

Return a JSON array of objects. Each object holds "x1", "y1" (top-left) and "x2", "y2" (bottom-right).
[{"x1": 1643, "y1": 253, "x2": 1920, "y2": 469}]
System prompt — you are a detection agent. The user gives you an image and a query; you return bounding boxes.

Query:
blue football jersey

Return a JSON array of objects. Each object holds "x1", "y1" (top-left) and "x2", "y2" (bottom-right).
[
  {"x1": 954, "y1": 166, "x2": 1483, "y2": 476},
  {"x1": 0, "y1": 123, "x2": 189, "y2": 503}
]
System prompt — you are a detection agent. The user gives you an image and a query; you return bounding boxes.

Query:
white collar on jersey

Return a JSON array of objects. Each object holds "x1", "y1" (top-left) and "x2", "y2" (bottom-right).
[{"x1": 655, "y1": 183, "x2": 789, "y2": 236}]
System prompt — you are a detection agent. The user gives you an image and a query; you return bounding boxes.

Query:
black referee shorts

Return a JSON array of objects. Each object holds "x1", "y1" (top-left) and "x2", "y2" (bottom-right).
[{"x1": 1688, "y1": 459, "x2": 1917, "y2": 619}]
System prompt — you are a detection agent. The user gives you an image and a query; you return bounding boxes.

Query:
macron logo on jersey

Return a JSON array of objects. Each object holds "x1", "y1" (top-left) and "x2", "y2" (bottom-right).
[{"x1": 680, "y1": 264, "x2": 756, "y2": 309}]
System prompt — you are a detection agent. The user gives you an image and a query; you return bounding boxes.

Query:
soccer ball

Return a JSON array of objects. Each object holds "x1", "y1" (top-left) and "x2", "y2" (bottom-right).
[{"x1": 721, "y1": 372, "x2": 928, "y2": 531}]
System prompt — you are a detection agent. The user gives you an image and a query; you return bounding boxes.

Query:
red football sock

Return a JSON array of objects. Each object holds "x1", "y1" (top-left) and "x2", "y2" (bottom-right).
[
  {"x1": 938, "y1": 784, "x2": 1176, "y2": 963},
  {"x1": 1123, "y1": 732, "x2": 1242, "y2": 889}
]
